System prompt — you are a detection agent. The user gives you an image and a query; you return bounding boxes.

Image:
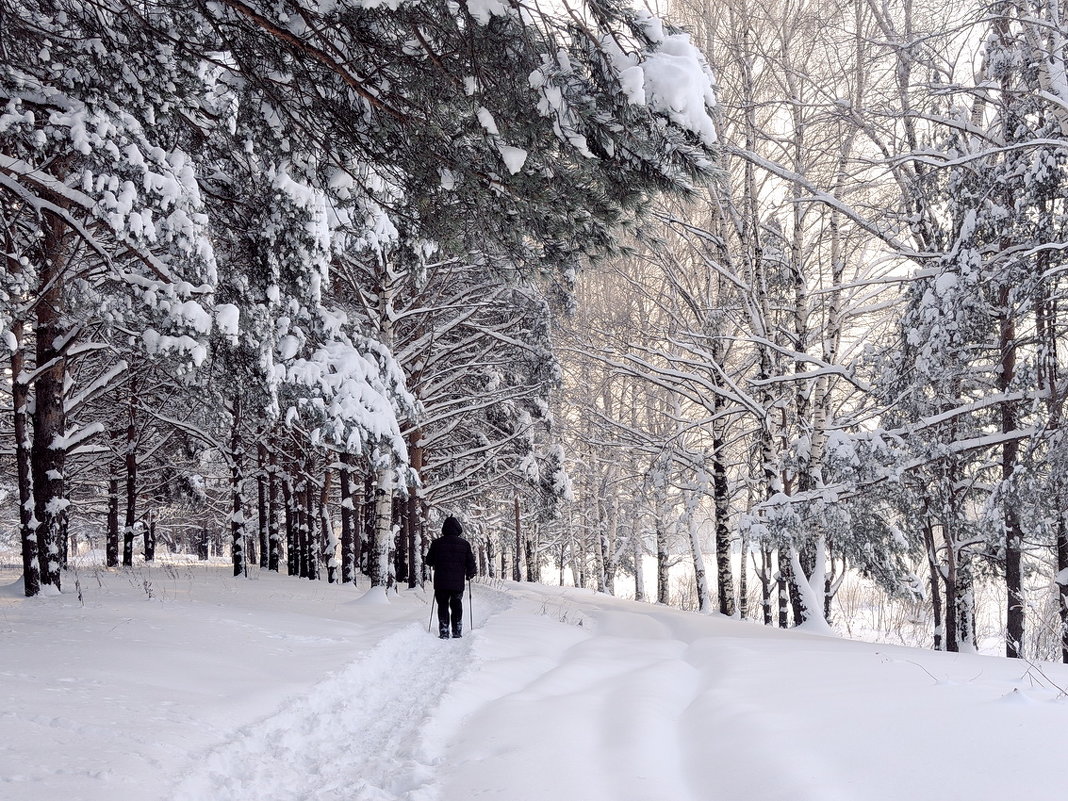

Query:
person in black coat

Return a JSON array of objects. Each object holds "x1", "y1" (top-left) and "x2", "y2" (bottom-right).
[{"x1": 425, "y1": 516, "x2": 476, "y2": 639}]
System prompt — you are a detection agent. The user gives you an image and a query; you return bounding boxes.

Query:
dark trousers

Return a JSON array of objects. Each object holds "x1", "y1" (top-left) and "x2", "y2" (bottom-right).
[{"x1": 435, "y1": 588, "x2": 464, "y2": 634}]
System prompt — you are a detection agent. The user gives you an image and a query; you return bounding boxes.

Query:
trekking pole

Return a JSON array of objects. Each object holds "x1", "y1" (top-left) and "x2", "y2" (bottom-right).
[
  {"x1": 428, "y1": 592, "x2": 436, "y2": 633},
  {"x1": 468, "y1": 577, "x2": 473, "y2": 632}
]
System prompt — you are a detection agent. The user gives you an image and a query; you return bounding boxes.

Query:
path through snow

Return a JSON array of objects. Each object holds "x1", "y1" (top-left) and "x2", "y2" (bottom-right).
[
  {"x1": 171, "y1": 587, "x2": 510, "y2": 801},
  {"x1": 5, "y1": 565, "x2": 1067, "y2": 801}
]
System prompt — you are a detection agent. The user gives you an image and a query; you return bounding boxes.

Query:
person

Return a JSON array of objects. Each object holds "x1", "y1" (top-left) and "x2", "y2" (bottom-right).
[{"x1": 425, "y1": 516, "x2": 476, "y2": 639}]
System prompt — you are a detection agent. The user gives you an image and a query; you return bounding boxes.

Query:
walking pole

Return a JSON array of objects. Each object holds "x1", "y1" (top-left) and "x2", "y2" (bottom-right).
[
  {"x1": 428, "y1": 571, "x2": 436, "y2": 634},
  {"x1": 467, "y1": 577, "x2": 473, "y2": 632}
]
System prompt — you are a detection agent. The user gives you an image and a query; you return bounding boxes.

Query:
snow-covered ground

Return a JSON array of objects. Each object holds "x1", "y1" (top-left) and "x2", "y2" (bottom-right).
[{"x1": 2, "y1": 560, "x2": 1065, "y2": 801}]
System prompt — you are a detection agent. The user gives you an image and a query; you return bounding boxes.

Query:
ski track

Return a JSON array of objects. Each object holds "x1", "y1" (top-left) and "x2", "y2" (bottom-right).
[
  {"x1": 171, "y1": 588, "x2": 510, "y2": 801},
  {"x1": 169, "y1": 588, "x2": 861, "y2": 801}
]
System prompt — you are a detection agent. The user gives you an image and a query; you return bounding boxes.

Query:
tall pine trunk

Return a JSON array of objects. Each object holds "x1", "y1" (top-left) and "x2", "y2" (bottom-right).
[
  {"x1": 321, "y1": 469, "x2": 336, "y2": 583},
  {"x1": 229, "y1": 395, "x2": 245, "y2": 578},
  {"x1": 998, "y1": 288, "x2": 1024, "y2": 658},
  {"x1": 267, "y1": 443, "x2": 281, "y2": 572},
  {"x1": 283, "y1": 473, "x2": 296, "y2": 576},
  {"x1": 12, "y1": 321, "x2": 39, "y2": 596},
  {"x1": 257, "y1": 441, "x2": 269, "y2": 569},
  {"x1": 340, "y1": 456, "x2": 356, "y2": 583},
  {"x1": 106, "y1": 470, "x2": 119, "y2": 568},
  {"x1": 144, "y1": 513, "x2": 156, "y2": 562},
  {"x1": 1057, "y1": 516, "x2": 1068, "y2": 664},
  {"x1": 406, "y1": 436, "x2": 423, "y2": 588},
  {"x1": 122, "y1": 391, "x2": 137, "y2": 567},
  {"x1": 513, "y1": 495, "x2": 523, "y2": 582}
]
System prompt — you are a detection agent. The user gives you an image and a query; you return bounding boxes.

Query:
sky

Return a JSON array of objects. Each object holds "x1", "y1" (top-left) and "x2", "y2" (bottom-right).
[{"x1": 2, "y1": 557, "x2": 1066, "y2": 801}]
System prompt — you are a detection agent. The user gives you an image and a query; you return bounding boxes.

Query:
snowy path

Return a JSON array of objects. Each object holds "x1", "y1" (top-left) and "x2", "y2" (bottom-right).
[
  {"x1": 5, "y1": 565, "x2": 1068, "y2": 801},
  {"x1": 171, "y1": 588, "x2": 511, "y2": 801}
]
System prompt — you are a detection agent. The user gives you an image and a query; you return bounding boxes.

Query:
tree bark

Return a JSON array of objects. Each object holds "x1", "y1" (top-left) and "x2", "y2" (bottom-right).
[
  {"x1": 267, "y1": 442, "x2": 281, "y2": 572},
  {"x1": 656, "y1": 516, "x2": 670, "y2": 605},
  {"x1": 407, "y1": 432, "x2": 423, "y2": 588},
  {"x1": 712, "y1": 429, "x2": 735, "y2": 616},
  {"x1": 922, "y1": 513, "x2": 944, "y2": 650},
  {"x1": 321, "y1": 468, "x2": 336, "y2": 583},
  {"x1": 122, "y1": 390, "x2": 137, "y2": 567},
  {"x1": 513, "y1": 495, "x2": 523, "y2": 582},
  {"x1": 283, "y1": 473, "x2": 296, "y2": 576},
  {"x1": 943, "y1": 522, "x2": 958, "y2": 653},
  {"x1": 340, "y1": 455, "x2": 355, "y2": 583},
  {"x1": 633, "y1": 534, "x2": 646, "y2": 602},
  {"x1": 106, "y1": 471, "x2": 120, "y2": 568},
  {"x1": 230, "y1": 396, "x2": 245, "y2": 578},
  {"x1": 31, "y1": 203, "x2": 71, "y2": 589},
  {"x1": 685, "y1": 492, "x2": 710, "y2": 612},
  {"x1": 12, "y1": 322, "x2": 39, "y2": 596},
  {"x1": 257, "y1": 441, "x2": 269, "y2": 569},
  {"x1": 371, "y1": 468, "x2": 393, "y2": 587},
  {"x1": 1057, "y1": 515, "x2": 1068, "y2": 664},
  {"x1": 144, "y1": 513, "x2": 156, "y2": 562},
  {"x1": 304, "y1": 477, "x2": 317, "y2": 580},
  {"x1": 999, "y1": 283, "x2": 1024, "y2": 659}
]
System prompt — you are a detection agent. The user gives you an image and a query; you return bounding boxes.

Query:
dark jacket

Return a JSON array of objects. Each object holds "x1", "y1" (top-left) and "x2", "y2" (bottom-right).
[{"x1": 426, "y1": 532, "x2": 476, "y2": 592}]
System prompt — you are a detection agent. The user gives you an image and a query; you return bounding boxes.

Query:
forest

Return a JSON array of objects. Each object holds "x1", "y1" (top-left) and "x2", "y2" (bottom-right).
[{"x1": 3, "y1": 0, "x2": 1068, "y2": 666}]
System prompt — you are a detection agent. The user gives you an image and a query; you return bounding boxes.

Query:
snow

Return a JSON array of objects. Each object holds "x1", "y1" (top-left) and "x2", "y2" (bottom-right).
[
  {"x1": 497, "y1": 144, "x2": 528, "y2": 174},
  {"x1": 464, "y1": 0, "x2": 510, "y2": 25},
  {"x1": 214, "y1": 303, "x2": 240, "y2": 342},
  {"x1": 2, "y1": 559, "x2": 1066, "y2": 801},
  {"x1": 476, "y1": 106, "x2": 499, "y2": 136}
]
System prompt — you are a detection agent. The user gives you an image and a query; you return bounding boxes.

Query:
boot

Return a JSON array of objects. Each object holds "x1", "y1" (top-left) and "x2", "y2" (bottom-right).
[
  {"x1": 439, "y1": 625, "x2": 450, "y2": 640},
  {"x1": 452, "y1": 622, "x2": 462, "y2": 639}
]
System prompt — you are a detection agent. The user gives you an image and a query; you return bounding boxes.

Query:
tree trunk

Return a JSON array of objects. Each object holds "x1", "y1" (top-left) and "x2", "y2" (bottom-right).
[
  {"x1": 230, "y1": 396, "x2": 245, "y2": 578},
  {"x1": 656, "y1": 517, "x2": 670, "y2": 605},
  {"x1": 513, "y1": 495, "x2": 523, "y2": 582},
  {"x1": 999, "y1": 286, "x2": 1024, "y2": 658},
  {"x1": 944, "y1": 524, "x2": 959, "y2": 653},
  {"x1": 283, "y1": 473, "x2": 296, "y2": 576},
  {"x1": 257, "y1": 441, "x2": 269, "y2": 569},
  {"x1": 393, "y1": 496, "x2": 407, "y2": 584},
  {"x1": 107, "y1": 471, "x2": 120, "y2": 568},
  {"x1": 144, "y1": 513, "x2": 156, "y2": 562},
  {"x1": 603, "y1": 491, "x2": 618, "y2": 594},
  {"x1": 340, "y1": 456, "x2": 355, "y2": 583},
  {"x1": 778, "y1": 547, "x2": 793, "y2": 628},
  {"x1": 407, "y1": 433, "x2": 423, "y2": 588},
  {"x1": 712, "y1": 433, "x2": 735, "y2": 616},
  {"x1": 304, "y1": 477, "x2": 317, "y2": 580},
  {"x1": 685, "y1": 493, "x2": 710, "y2": 613},
  {"x1": 1057, "y1": 515, "x2": 1068, "y2": 664},
  {"x1": 371, "y1": 468, "x2": 393, "y2": 587},
  {"x1": 12, "y1": 323, "x2": 39, "y2": 596},
  {"x1": 31, "y1": 206, "x2": 70, "y2": 589},
  {"x1": 363, "y1": 474, "x2": 376, "y2": 577},
  {"x1": 738, "y1": 532, "x2": 749, "y2": 620},
  {"x1": 31, "y1": 313, "x2": 67, "y2": 588},
  {"x1": 321, "y1": 468, "x2": 336, "y2": 583},
  {"x1": 759, "y1": 547, "x2": 774, "y2": 625},
  {"x1": 123, "y1": 391, "x2": 137, "y2": 567},
  {"x1": 267, "y1": 443, "x2": 281, "y2": 572},
  {"x1": 923, "y1": 514, "x2": 944, "y2": 650},
  {"x1": 526, "y1": 533, "x2": 538, "y2": 582},
  {"x1": 633, "y1": 534, "x2": 646, "y2": 602}
]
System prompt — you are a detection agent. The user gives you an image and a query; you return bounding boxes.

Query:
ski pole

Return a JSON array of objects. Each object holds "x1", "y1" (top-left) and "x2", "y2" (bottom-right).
[
  {"x1": 468, "y1": 577, "x2": 473, "y2": 631},
  {"x1": 428, "y1": 592, "x2": 436, "y2": 633}
]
